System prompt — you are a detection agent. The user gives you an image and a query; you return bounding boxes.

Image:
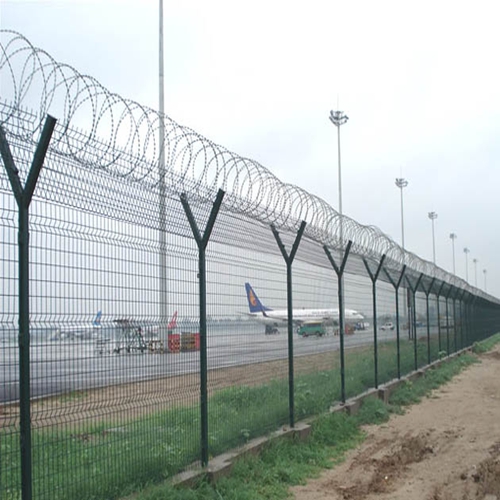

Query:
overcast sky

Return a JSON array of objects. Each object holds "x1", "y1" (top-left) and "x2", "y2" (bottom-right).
[{"x1": 1, "y1": 0, "x2": 499, "y2": 297}]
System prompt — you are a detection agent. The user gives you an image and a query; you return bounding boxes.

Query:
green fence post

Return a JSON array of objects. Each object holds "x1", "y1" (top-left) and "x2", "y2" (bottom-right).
[
  {"x1": 405, "y1": 273, "x2": 423, "y2": 370},
  {"x1": 324, "y1": 241, "x2": 352, "y2": 402},
  {"x1": 362, "y1": 255, "x2": 386, "y2": 388},
  {"x1": 384, "y1": 265, "x2": 406, "y2": 379},
  {"x1": 422, "y1": 278, "x2": 435, "y2": 364},
  {"x1": 0, "y1": 116, "x2": 57, "y2": 500},
  {"x1": 272, "y1": 221, "x2": 307, "y2": 428},
  {"x1": 445, "y1": 286, "x2": 454, "y2": 355},
  {"x1": 180, "y1": 189, "x2": 225, "y2": 467},
  {"x1": 435, "y1": 281, "x2": 445, "y2": 353}
]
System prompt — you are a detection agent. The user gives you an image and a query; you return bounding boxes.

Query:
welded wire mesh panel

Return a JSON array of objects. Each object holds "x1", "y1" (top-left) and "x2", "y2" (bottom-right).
[
  {"x1": 375, "y1": 280, "x2": 400, "y2": 386},
  {"x1": 2, "y1": 28, "x2": 500, "y2": 500},
  {"x1": 206, "y1": 238, "x2": 289, "y2": 453},
  {"x1": 27, "y1": 212, "x2": 200, "y2": 499},
  {"x1": 0, "y1": 190, "x2": 19, "y2": 500}
]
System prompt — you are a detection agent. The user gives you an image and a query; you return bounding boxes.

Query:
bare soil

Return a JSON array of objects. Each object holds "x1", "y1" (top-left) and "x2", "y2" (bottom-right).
[{"x1": 291, "y1": 345, "x2": 500, "y2": 500}]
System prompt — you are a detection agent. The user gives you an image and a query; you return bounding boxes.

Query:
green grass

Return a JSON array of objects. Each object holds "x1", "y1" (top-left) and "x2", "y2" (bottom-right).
[
  {"x1": 132, "y1": 347, "x2": 482, "y2": 500},
  {"x1": 471, "y1": 332, "x2": 500, "y2": 353},
  {"x1": 1, "y1": 331, "x2": 497, "y2": 500}
]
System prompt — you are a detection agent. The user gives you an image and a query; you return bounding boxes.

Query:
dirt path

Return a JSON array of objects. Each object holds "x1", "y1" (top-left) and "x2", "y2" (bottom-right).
[{"x1": 291, "y1": 346, "x2": 500, "y2": 500}]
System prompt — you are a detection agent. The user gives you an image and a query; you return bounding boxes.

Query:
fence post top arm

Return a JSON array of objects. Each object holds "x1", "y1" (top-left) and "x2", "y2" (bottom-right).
[
  {"x1": 0, "y1": 123, "x2": 24, "y2": 207},
  {"x1": 339, "y1": 240, "x2": 352, "y2": 275},
  {"x1": 25, "y1": 115, "x2": 57, "y2": 206},
  {"x1": 289, "y1": 220, "x2": 307, "y2": 263},
  {"x1": 436, "y1": 280, "x2": 446, "y2": 297},
  {"x1": 373, "y1": 254, "x2": 386, "y2": 282},
  {"x1": 383, "y1": 267, "x2": 396, "y2": 288},
  {"x1": 323, "y1": 245, "x2": 340, "y2": 275},
  {"x1": 201, "y1": 188, "x2": 225, "y2": 249},
  {"x1": 271, "y1": 221, "x2": 307, "y2": 265},
  {"x1": 180, "y1": 192, "x2": 203, "y2": 247},
  {"x1": 362, "y1": 257, "x2": 375, "y2": 282}
]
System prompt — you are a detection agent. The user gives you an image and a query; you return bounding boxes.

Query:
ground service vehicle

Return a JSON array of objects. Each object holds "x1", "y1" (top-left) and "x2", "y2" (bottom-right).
[
  {"x1": 380, "y1": 322, "x2": 395, "y2": 331},
  {"x1": 297, "y1": 321, "x2": 326, "y2": 337}
]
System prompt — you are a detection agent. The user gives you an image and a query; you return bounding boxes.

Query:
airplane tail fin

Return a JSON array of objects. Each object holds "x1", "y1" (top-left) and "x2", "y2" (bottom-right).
[
  {"x1": 93, "y1": 310, "x2": 102, "y2": 326},
  {"x1": 167, "y1": 311, "x2": 178, "y2": 330},
  {"x1": 245, "y1": 283, "x2": 271, "y2": 314}
]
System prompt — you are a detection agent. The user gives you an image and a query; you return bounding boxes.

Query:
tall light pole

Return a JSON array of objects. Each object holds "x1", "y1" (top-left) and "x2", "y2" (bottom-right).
[
  {"x1": 449, "y1": 233, "x2": 457, "y2": 274},
  {"x1": 395, "y1": 177, "x2": 410, "y2": 339},
  {"x1": 463, "y1": 247, "x2": 470, "y2": 282},
  {"x1": 329, "y1": 110, "x2": 349, "y2": 248},
  {"x1": 483, "y1": 269, "x2": 487, "y2": 292},
  {"x1": 159, "y1": 0, "x2": 168, "y2": 337},
  {"x1": 395, "y1": 178, "x2": 408, "y2": 252},
  {"x1": 473, "y1": 258, "x2": 478, "y2": 287},
  {"x1": 428, "y1": 212, "x2": 438, "y2": 264}
]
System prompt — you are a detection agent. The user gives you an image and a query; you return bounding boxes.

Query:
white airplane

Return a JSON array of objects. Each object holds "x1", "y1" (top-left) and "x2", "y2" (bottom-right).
[
  {"x1": 50, "y1": 311, "x2": 103, "y2": 340},
  {"x1": 244, "y1": 283, "x2": 365, "y2": 327}
]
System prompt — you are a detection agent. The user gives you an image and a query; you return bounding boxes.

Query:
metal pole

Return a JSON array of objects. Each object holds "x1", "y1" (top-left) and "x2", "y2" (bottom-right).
[
  {"x1": 464, "y1": 248, "x2": 470, "y2": 282},
  {"x1": 372, "y1": 280, "x2": 378, "y2": 386},
  {"x1": 329, "y1": 110, "x2": 348, "y2": 248},
  {"x1": 324, "y1": 241, "x2": 352, "y2": 404},
  {"x1": 426, "y1": 293, "x2": 431, "y2": 363},
  {"x1": 424, "y1": 278, "x2": 434, "y2": 364},
  {"x1": 272, "y1": 221, "x2": 306, "y2": 427},
  {"x1": 450, "y1": 233, "x2": 457, "y2": 275},
  {"x1": 337, "y1": 125, "x2": 343, "y2": 246},
  {"x1": 337, "y1": 271, "x2": 346, "y2": 400},
  {"x1": 158, "y1": 0, "x2": 168, "y2": 337},
  {"x1": 452, "y1": 296, "x2": 458, "y2": 352},
  {"x1": 1, "y1": 116, "x2": 56, "y2": 500},
  {"x1": 428, "y1": 212, "x2": 437, "y2": 264},
  {"x1": 445, "y1": 292, "x2": 451, "y2": 355},
  {"x1": 383, "y1": 265, "x2": 406, "y2": 380},
  {"x1": 363, "y1": 255, "x2": 386, "y2": 389},
  {"x1": 180, "y1": 189, "x2": 225, "y2": 467}
]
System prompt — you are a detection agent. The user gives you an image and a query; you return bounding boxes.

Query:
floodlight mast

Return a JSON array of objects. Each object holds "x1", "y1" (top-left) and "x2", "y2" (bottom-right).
[
  {"x1": 463, "y1": 247, "x2": 470, "y2": 282},
  {"x1": 428, "y1": 212, "x2": 438, "y2": 264},
  {"x1": 395, "y1": 178, "x2": 408, "y2": 252},
  {"x1": 329, "y1": 110, "x2": 349, "y2": 248},
  {"x1": 449, "y1": 233, "x2": 457, "y2": 274},
  {"x1": 159, "y1": 0, "x2": 168, "y2": 336}
]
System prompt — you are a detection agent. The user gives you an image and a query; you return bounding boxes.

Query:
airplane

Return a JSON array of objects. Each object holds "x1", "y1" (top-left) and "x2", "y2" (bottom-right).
[
  {"x1": 50, "y1": 311, "x2": 103, "y2": 340},
  {"x1": 244, "y1": 282, "x2": 365, "y2": 331}
]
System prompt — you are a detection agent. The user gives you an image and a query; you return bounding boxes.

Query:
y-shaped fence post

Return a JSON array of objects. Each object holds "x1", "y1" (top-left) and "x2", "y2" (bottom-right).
[
  {"x1": 452, "y1": 289, "x2": 462, "y2": 352},
  {"x1": 457, "y1": 289, "x2": 466, "y2": 350},
  {"x1": 383, "y1": 265, "x2": 406, "y2": 379},
  {"x1": 324, "y1": 240, "x2": 352, "y2": 403},
  {"x1": 405, "y1": 273, "x2": 423, "y2": 370},
  {"x1": 435, "y1": 281, "x2": 446, "y2": 353},
  {"x1": 444, "y1": 285, "x2": 454, "y2": 355},
  {"x1": 362, "y1": 255, "x2": 386, "y2": 389},
  {"x1": 0, "y1": 115, "x2": 57, "y2": 500},
  {"x1": 180, "y1": 188, "x2": 225, "y2": 467},
  {"x1": 421, "y1": 278, "x2": 435, "y2": 365},
  {"x1": 272, "y1": 221, "x2": 307, "y2": 428},
  {"x1": 463, "y1": 290, "x2": 470, "y2": 348}
]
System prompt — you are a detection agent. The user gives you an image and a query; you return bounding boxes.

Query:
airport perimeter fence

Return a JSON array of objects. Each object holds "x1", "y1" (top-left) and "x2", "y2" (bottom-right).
[{"x1": 1, "y1": 31, "x2": 500, "y2": 500}]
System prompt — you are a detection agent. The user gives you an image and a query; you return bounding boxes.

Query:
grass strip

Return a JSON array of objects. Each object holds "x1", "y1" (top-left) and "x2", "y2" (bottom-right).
[
  {"x1": 1, "y1": 332, "x2": 494, "y2": 500},
  {"x1": 128, "y1": 339, "x2": 490, "y2": 499}
]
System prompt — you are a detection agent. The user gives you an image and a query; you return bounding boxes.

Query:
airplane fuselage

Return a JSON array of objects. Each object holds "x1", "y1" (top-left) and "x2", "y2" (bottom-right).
[{"x1": 249, "y1": 308, "x2": 364, "y2": 325}]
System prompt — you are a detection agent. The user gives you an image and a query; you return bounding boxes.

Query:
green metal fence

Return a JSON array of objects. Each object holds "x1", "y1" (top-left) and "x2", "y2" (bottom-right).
[{"x1": 1, "y1": 31, "x2": 500, "y2": 500}]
